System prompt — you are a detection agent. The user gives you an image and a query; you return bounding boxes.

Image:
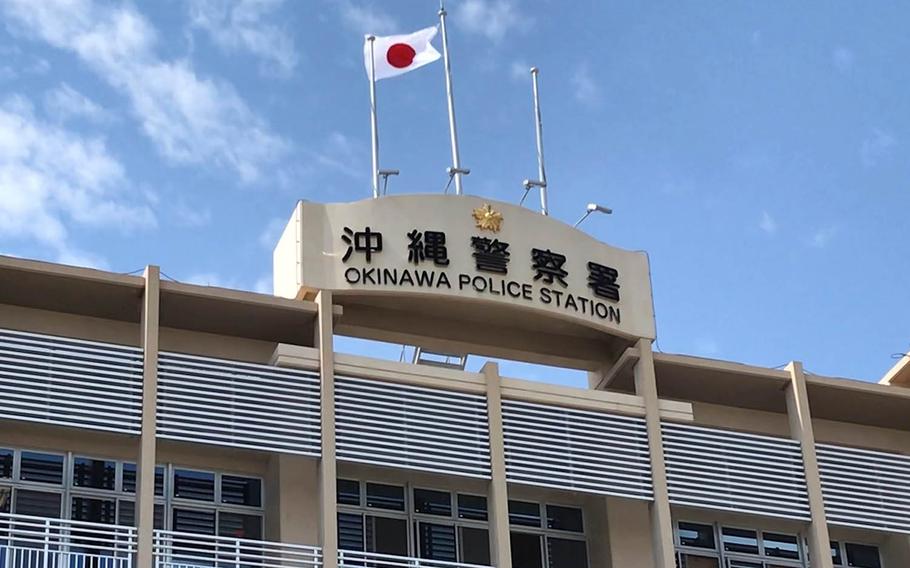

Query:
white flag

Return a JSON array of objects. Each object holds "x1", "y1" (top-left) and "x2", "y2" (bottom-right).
[{"x1": 364, "y1": 26, "x2": 441, "y2": 81}]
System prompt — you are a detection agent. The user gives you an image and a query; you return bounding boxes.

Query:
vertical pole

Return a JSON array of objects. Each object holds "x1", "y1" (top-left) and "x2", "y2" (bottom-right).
[
  {"x1": 530, "y1": 67, "x2": 548, "y2": 216},
  {"x1": 316, "y1": 291, "x2": 338, "y2": 568},
  {"x1": 137, "y1": 265, "x2": 160, "y2": 568},
  {"x1": 785, "y1": 361, "x2": 833, "y2": 568},
  {"x1": 633, "y1": 338, "x2": 676, "y2": 568},
  {"x1": 482, "y1": 362, "x2": 512, "y2": 568},
  {"x1": 367, "y1": 36, "x2": 380, "y2": 199},
  {"x1": 438, "y1": 2, "x2": 464, "y2": 195}
]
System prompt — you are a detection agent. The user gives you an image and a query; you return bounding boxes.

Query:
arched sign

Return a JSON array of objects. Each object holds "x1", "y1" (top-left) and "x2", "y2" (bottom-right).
[{"x1": 274, "y1": 195, "x2": 655, "y2": 340}]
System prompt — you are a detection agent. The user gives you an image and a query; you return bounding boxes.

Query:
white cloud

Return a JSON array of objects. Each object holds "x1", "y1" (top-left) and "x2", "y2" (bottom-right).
[
  {"x1": 259, "y1": 216, "x2": 287, "y2": 249},
  {"x1": 832, "y1": 47, "x2": 855, "y2": 72},
  {"x1": 453, "y1": 0, "x2": 528, "y2": 42},
  {"x1": 338, "y1": 0, "x2": 397, "y2": 35},
  {"x1": 0, "y1": 94, "x2": 153, "y2": 265},
  {"x1": 188, "y1": 0, "x2": 297, "y2": 77},
  {"x1": 173, "y1": 199, "x2": 212, "y2": 227},
  {"x1": 809, "y1": 226, "x2": 837, "y2": 248},
  {"x1": 310, "y1": 131, "x2": 362, "y2": 178},
  {"x1": 571, "y1": 63, "x2": 600, "y2": 107},
  {"x1": 183, "y1": 271, "x2": 271, "y2": 294},
  {"x1": 509, "y1": 60, "x2": 530, "y2": 82},
  {"x1": 43, "y1": 83, "x2": 111, "y2": 123},
  {"x1": 2, "y1": 0, "x2": 289, "y2": 183},
  {"x1": 860, "y1": 128, "x2": 896, "y2": 167},
  {"x1": 252, "y1": 274, "x2": 272, "y2": 294},
  {"x1": 759, "y1": 211, "x2": 776, "y2": 235}
]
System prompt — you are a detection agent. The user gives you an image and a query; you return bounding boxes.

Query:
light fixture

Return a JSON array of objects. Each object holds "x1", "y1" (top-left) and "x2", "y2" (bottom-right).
[{"x1": 574, "y1": 202, "x2": 612, "y2": 228}]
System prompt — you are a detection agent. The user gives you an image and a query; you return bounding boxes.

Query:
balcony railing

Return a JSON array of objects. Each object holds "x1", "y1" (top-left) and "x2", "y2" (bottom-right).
[
  {"x1": 338, "y1": 550, "x2": 490, "y2": 568},
  {"x1": 0, "y1": 512, "x2": 137, "y2": 567},
  {"x1": 153, "y1": 530, "x2": 322, "y2": 568}
]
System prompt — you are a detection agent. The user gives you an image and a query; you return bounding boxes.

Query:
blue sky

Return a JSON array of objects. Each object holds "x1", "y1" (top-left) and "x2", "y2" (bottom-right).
[{"x1": 0, "y1": 0, "x2": 908, "y2": 385}]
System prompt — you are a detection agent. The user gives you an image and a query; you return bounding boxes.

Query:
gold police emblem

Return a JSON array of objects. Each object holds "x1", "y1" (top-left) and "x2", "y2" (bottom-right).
[{"x1": 472, "y1": 204, "x2": 503, "y2": 233}]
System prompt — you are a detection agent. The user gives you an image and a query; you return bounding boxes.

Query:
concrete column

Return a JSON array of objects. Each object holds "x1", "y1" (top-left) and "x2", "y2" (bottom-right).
[
  {"x1": 315, "y1": 291, "x2": 338, "y2": 568},
  {"x1": 137, "y1": 266, "x2": 160, "y2": 567},
  {"x1": 482, "y1": 361, "x2": 511, "y2": 568},
  {"x1": 785, "y1": 361, "x2": 833, "y2": 568},
  {"x1": 633, "y1": 338, "x2": 675, "y2": 568}
]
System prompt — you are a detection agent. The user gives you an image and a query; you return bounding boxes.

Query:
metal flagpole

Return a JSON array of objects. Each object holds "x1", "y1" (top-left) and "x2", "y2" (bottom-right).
[
  {"x1": 367, "y1": 35, "x2": 380, "y2": 199},
  {"x1": 438, "y1": 1, "x2": 467, "y2": 195},
  {"x1": 530, "y1": 67, "x2": 548, "y2": 215}
]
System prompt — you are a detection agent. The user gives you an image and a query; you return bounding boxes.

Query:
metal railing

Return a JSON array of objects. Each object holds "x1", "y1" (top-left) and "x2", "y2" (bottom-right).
[
  {"x1": 338, "y1": 550, "x2": 490, "y2": 568},
  {"x1": 0, "y1": 512, "x2": 137, "y2": 567},
  {"x1": 153, "y1": 530, "x2": 322, "y2": 568}
]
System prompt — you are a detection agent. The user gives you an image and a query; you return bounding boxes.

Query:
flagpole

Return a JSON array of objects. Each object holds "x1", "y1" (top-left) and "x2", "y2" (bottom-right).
[
  {"x1": 367, "y1": 35, "x2": 381, "y2": 199},
  {"x1": 531, "y1": 67, "x2": 548, "y2": 215},
  {"x1": 438, "y1": 1, "x2": 466, "y2": 195}
]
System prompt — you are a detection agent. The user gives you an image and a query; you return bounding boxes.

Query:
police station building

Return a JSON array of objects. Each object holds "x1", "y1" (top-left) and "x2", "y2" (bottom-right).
[{"x1": 1, "y1": 194, "x2": 908, "y2": 568}]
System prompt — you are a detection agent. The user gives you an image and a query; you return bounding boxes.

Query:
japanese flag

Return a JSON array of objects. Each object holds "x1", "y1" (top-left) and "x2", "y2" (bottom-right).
[{"x1": 364, "y1": 26, "x2": 441, "y2": 81}]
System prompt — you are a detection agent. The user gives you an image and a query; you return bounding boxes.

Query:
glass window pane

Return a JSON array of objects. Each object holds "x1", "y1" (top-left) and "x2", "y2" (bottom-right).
[
  {"x1": 172, "y1": 508, "x2": 216, "y2": 535},
  {"x1": 365, "y1": 483, "x2": 405, "y2": 511},
  {"x1": 0, "y1": 449, "x2": 11, "y2": 478},
  {"x1": 546, "y1": 505, "x2": 584, "y2": 532},
  {"x1": 14, "y1": 489, "x2": 61, "y2": 517},
  {"x1": 845, "y1": 543, "x2": 881, "y2": 568},
  {"x1": 510, "y1": 532, "x2": 543, "y2": 568},
  {"x1": 219, "y1": 512, "x2": 262, "y2": 540},
  {"x1": 414, "y1": 488, "x2": 452, "y2": 516},
  {"x1": 221, "y1": 475, "x2": 262, "y2": 507},
  {"x1": 416, "y1": 522, "x2": 457, "y2": 561},
  {"x1": 460, "y1": 526, "x2": 490, "y2": 565},
  {"x1": 721, "y1": 527, "x2": 759, "y2": 555},
  {"x1": 678, "y1": 554, "x2": 720, "y2": 568},
  {"x1": 547, "y1": 537, "x2": 588, "y2": 568},
  {"x1": 366, "y1": 516, "x2": 408, "y2": 555},
  {"x1": 123, "y1": 464, "x2": 164, "y2": 496},
  {"x1": 831, "y1": 541, "x2": 843, "y2": 566},
  {"x1": 120, "y1": 501, "x2": 162, "y2": 529},
  {"x1": 338, "y1": 513, "x2": 364, "y2": 551},
  {"x1": 509, "y1": 500, "x2": 540, "y2": 527},
  {"x1": 173, "y1": 469, "x2": 215, "y2": 502},
  {"x1": 73, "y1": 458, "x2": 115, "y2": 490},
  {"x1": 763, "y1": 532, "x2": 799, "y2": 559},
  {"x1": 19, "y1": 452, "x2": 63, "y2": 484},
  {"x1": 457, "y1": 494, "x2": 487, "y2": 521},
  {"x1": 0, "y1": 486, "x2": 10, "y2": 513},
  {"x1": 71, "y1": 496, "x2": 116, "y2": 524},
  {"x1": 679, "y1": 522, "x2": 716, "y2": 550},
  {"x1": 337, "y1": 479, "x2": 360, "y2": 506}
]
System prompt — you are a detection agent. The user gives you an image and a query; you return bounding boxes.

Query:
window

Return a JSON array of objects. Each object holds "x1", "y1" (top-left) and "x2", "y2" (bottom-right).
[
  {"x1": 722, "y1": 527, "x2": 759, "y2": 555},
  {"x1": 460, "y1": 526, "x2": 490, "y2": 564},
  {"x1": 174, "y1": 469, "x2": 215, "y2": 502},
  {"x1": 219, "y1": 511, "x2": 263, "y2": 540},
  {"x1": 367, "y1": 515, "x2": 408, "y2": 554},
  {"x1": 73, "y1": 457, "x2": 116, "y2": 490},
  {"x1": 122, "y1": 463, "x2": 164, "y2": 496},
  {"x1": 366, "y1": 483, "x2": 405, "y2": 511},
  {"x1": 15, "y1": 489, "x2": 61, "y2": 517},
  {"x1": 509, "y1": 500, "x2": 541, "y2": 527},
  {"x1": 547, "y1": 538, "x2": 588, "y2": 568},
  {"x1": 546, "y1": 505, "x2": 583, "y2": 533},
  {"x1": 117, "y1": 501, "x2": 164, "y2": 529},
  {"x1": 0, "y1": 486, "x2": 10, "y2": 513},
  {"x1": 414, "y1": 488, "x2": 451, "y2": 516},
  {"x1": 844, "y1": 543, "x2": 881, "y2": 568},
  {"x1": 173, "y1": 507, "x2": 216, "y2": 534},
  {"x1": 71, "y1": 496, "x2": 116, "y2": 524},
  {"x1": 679, "y1": 522, "x2": 715, "y2": 550},
  {"x1": 338, "y1": 513, "x2": 365, "y2": 551},
  {"x1": 415, "y1": 522, "x2": 457, "y2": 561},
  {"x1": 831, "y1": 541, "x2": 844, "y2": 565},
  {"x1": 0, "y1": 449, "x2": 11, "y2": 478},
  {"x1": 221, "y1": 475, "x2": 261, "y2": 507},
  {"x1": 762, "y1": 532, "x2": 799, "y2": 560},
  {"x1": 337, "y1": 479, "x2": 360, "y2": 506},
  {"x1": 457, "y1": 494, "x2": 487, "y2": 521},
  {"x1": 19, "y1": 452, "x2": 63, "y2": 484},
  {"x1": 511, "y1": 531, "x2": 543, "y2": 568}
]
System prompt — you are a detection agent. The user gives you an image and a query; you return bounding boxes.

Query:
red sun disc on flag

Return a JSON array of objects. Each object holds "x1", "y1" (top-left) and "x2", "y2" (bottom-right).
[{"x1": 387, "y1": 43, "x2": 417, "y2": 68}]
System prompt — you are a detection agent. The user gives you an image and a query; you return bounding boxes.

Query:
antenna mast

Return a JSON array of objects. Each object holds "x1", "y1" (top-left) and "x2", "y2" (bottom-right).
[{"x1": 522, "y1": 67, "x2": 548, "y2": 215}]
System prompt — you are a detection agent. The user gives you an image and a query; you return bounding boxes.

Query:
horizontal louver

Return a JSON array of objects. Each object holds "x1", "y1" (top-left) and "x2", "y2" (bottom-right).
[
  {"x1": 0, "y1": 328, "x2": 142, "y2": 434},
  {"x1": 818, "y1": 443, "x2": 910, "y2": 533},
  {"x1": 157, "y1": 352, "x2": 321, "y2": 455},
  {"x1": 335, "y1": 376, "x2": 491, "y2": 478},
  {"x1": 662, "y1": 422, "x2": 810, "y2": 520},
  {"x1": 502, "y1": 399, "x2": 652, "y2": 500}
]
